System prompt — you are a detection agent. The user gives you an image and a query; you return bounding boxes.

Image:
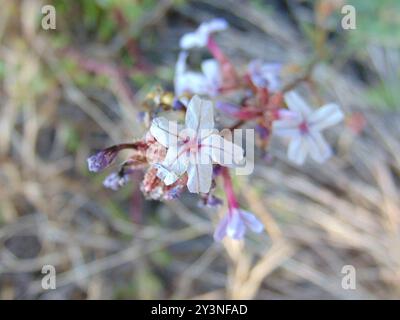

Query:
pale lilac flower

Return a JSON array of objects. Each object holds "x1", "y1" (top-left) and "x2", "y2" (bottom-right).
[
  {"x1": 273, "y1": 91, "x2": 344, "y2": 165},
  {"x1": 255, "y1": 124, "x2": 270, "y2": 140},
  {"x1": 174, "y1": 51, "x2": 222, "y2": 97},
  {"x1": 103, "y1": 172, "x2": 130, "y2": 191},
  {"x1": 214, "y1": 167, "x2": 264, "y2": 241},
  {"x1": 180, "y1": 18, "x2": 228, "y2": 49},
  {"x1": 248, "y1": 60, "x2": 281, "y2": 92},
  {"x1": 214, "y1": 208, "x2": 264, "y2": 241},
  {"x1": 150, "y1": 95, "x2": 244, "y2": 193}
]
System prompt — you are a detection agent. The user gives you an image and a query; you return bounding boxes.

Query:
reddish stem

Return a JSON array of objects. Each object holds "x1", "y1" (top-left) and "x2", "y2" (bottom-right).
[
  {"x1": 207, "y1": 36, "x2": 227, "y2": 63},
  {"x1": 221, "y1": 167, "x2": 239, "y2": 213},
  {"x1": 130, "y1": 170, "x2": 144, "y2": 223},
  {"x1": 116, "y1": 142, "x2": 148, "y2": 152}
]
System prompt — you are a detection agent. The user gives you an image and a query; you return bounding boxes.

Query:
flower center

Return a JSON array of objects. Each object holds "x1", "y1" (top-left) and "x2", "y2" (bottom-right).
[
  {"x1": 184, "y1": 137, "x2": 201, "y2": 153},
  {"x1": 299, "y1": 121, "x2": 309, "y2": 134}
]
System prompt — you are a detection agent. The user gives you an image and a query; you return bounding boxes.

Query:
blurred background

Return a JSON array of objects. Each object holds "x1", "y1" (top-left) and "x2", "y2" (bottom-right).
[{"x1": 0, "y1": 0, "x2": 400, "y2": 299}]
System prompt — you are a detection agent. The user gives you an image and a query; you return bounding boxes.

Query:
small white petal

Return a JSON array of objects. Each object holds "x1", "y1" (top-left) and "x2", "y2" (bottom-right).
[
  {"x1": 201, "y1": 59, "x2": 222, "y2": 95},
  {"x1": 150, "y1": 117, "x2": 182, "y2": 148},
  {"x1": 202, "y1": 134, "x2": 244, "y2": 167},
  {"x1": 175, "y1": 71, "x2": 208, "y2": 97},
  {"x1": 161, "y1": 145, "x2": 189, "y2": 178},
  {"x1": 175, "y1": 51, "x2": 188, "y2": 75},
  {"x1": 174, "y1": 51, "x2": 189, "y2": 96},
  {"x1": 185, "y1": 95, "x2": 214, "y2": 132},
  {"x1": 154, "y1": 163, "x2": 180, "y2": 186},
  {"x1": 180, "y1": 18, "x2": 228, "y2": 49},
  {"x1": 309, "y1": 103, "x2": 344, "y2": 131},
  {"x1": 179, "y1": 32, "x2": 207, "y2": 49},
  {"x1": 287, "y1": 136, "x2": 308, "y2": 165},
  {"x1": 187, "y1": 162, "x2": 213, "y2": 193},
  {"x1": 200, "y1": 18, "x2": 228, "y2": 34},
  {"x1": 284, "y1": 91, "x2": 312, "y2": 117},
  {"x1": 174, "y1": 52, "x2": 216, "y2": 97},
  {"x1": 278, "y1": 109, "x2": 301, "y2": 121},
  {"x1": 307, "y1": 131, "x2": 332, "y2": 163},
  {"x1": 272, "y1": 119, "x2": 301, "y2": 137},
  {"x1": 240, "y1": 210, "x2": 264, "y2": 233}
]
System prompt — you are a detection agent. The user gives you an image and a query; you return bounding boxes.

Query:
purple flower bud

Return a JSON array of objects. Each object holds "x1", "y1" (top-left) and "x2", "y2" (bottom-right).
[
  {"x1": 216, "y1": 101, "x2": 261, "y2": 120},
  {"x1": 206, "y1": 195, "x2": 223, "y2": 207},
  {"x1": 103, "y1": 172, "x2": 130, "y2": 191},
  {"x1": 215, "y1": 101, "x2": 239, "y2": 114},
  {"x1": 172, "y1": 98, "x2": 186, "y2": 111},
  {"x1": 255, "y1": 125, "x2": 269, "y2": 140},
  {"x1": 165, "y1": 185, "x2": 184, "y2": 200},
  {"x1": 213, "y1": 165, "x2": 223, "y2": 177},
  {"x1": 137, "y1": 111, "x2": 147, "y2": 123},
  {"x1": 248, "y1": 60, "x2": 282, "y2": 92},
  {"x1": 261, "y1": 150, "x2": 273, "y2": 164},
  {"x1": 87, "y1": 146, "x2": 118, "y2": 172},
  {"x1": 198, "y1": 194, "x2": 223, "y2": 208}
]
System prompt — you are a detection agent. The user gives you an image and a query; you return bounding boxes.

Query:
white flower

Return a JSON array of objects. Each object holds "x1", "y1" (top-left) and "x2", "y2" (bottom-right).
[
  {"x1": 150, "y1": 95, "x2": 244, "y2": 193},
  {"x1": 174, "y1": 51, "x2": 222, "y2": 97},
  {"x1": 248, "y1": 60, "x2": 281, "y2": 92},
  {"x1": 180, "y1": 18, "x2": 228, "y2": 49},
  {"x1": 273, "y1": 91, "x2": 344, "y2": 165}
]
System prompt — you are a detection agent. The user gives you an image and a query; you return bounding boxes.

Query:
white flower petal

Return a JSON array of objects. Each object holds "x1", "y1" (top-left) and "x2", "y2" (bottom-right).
[
  {"x1": 201, "y1": 59, "x2": 221, "y2": 95},
  {"x1": 287, "y1": 136, "x2": 308, "y2": 165},
  {"x1": 202, "y1": 134, "x2": 244, "y2": 167},
  {"x1": 154, "y1": 163, "x2": 180, "y2": 186},
  {"x1": 278, "y1": 109, "x2": 301, "y2": 121},
  {"x1": 174, "y1": 51, "x2": 189, "y2": 96},
  {"x1": 272, "y1": 119, "x2": 301, "y2": 137},
  {"x1": 175, "y1": 51, "x2": 188, "y2": 75},
  {"x1": 174, "y1": 52, "x2": 215, "y2": 96},
  {"x1": 180, "y1": 32, "x2": 207, "y2": 49},
  {"x1": 307, "y1": 131, "x2": 332, "y2": 163},
  {"x1": 185, "y1": 95, "x2": 214, "y2": 132},
  {"x1": 201, "y1": 60, "x2": 220, "y2": 79},
  {"x1": 161, "y1": 145, "x2": 189, "y2": 178},
  {"x1": 284, "y1": 91, "x2": 312, "y2": 117},
  {"x1": 180, "y1": 18, "x2": 228, "y2": 49},
  {"x1": 199, "y1": 18, "x2": 228, "y2": 34},
  {"x1": 175, "y1": 71, "x2": 208, "y2": 97},
  {"x1": 309, "y1": 103, "x2": 344, "y2": 131},
  {"x1": 187, "y1": 162, "x2": 213, "y2": 193},
  {"x1": 150, "y1": 117, "x2": 182, "y2": 148},
  {"x1": 240, "y1": 210, "x2": 264, "y2": 233}
]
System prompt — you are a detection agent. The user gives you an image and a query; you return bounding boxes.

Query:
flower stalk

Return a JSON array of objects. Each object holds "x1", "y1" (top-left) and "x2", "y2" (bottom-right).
[{"x1": 221, "y1": 167, "x2": 239, "y2": 212}]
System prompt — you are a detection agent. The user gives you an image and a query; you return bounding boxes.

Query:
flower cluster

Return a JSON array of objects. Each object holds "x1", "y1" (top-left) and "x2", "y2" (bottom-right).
[{"x1": 88, "y1": 19, "x2": 344, "y2": 242}]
